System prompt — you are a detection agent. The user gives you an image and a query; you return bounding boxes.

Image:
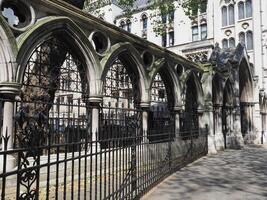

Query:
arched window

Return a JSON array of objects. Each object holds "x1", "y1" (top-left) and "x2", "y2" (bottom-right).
[
  {"x1": 222, "y1": 39, "x2": 228, "y2": 49},
  {"x1": 222, "y1": 6, "x2": 228, "y2": 26},
  {"x1": 119, "y1": 20, "x2": 125, "y2": 29},
  {"x1": 246, "y1": 31, "x2": 253, "y2": 50},
  {"x1": 200, "y1": 24, "x2": 207, "y2": 40},
  {"x1": 238, "y1": 1, "x2": 245, "y2": 19},
  {"x1": 245, "y1": 0, "x2": 252, "y2": 18},
  {"x1": 126, "y1": 19, "x2": 131, "y2": 32},
  {"x1": 229, "y1": 37, "x2": 235, "y2": 48},
  {"x1": 228, "y1": 4, "x2": 235, "y2": 25},
  {"x1": 239, "y1": 32, "x2": 245, "y2": 44},
  {"x1": 142, "y1": 14, "x2": 148, "y2": 30},
  {"x1": 192, "y1": 26, "x2": 199, "y2": 41}
]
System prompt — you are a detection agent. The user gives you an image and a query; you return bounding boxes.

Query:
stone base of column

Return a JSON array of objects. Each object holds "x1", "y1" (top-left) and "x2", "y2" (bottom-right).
[
  {"x1": 226, "y1": 132, "x2": 244, "y2": 149},
  {"x1": 0, "y1": 154, "x2": 16, "y2": 173},
  {"x1": 207, "y1": 135, "x2": 217, "y2": 154},
  {"x1": 243, "y1": 131, "x2": 261, "y2": 145},
  {"x1": 214, "y1": 132, "x2": 225, "y2": 151}
]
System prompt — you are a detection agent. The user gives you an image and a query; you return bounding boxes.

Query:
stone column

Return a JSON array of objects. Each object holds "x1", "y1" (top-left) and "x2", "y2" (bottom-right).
[
  {"x1": 173, "y1": 106, "x2": 182, "y2": 137},
  {"x1": 140, "y1": 102, "x2": 150, "y2": 142},
  {"x1": 214, "y1": 105, "x2": 224, "y2": 150},
  {"x1": 231, "y1": 105, "x2": 244, "y2": 149},
  {"x1": 89, "y1": 97, "x2": 102, "y2": 153},
  {"x1": 0, "y1": 83, "x2": 21, "y2": 172}
]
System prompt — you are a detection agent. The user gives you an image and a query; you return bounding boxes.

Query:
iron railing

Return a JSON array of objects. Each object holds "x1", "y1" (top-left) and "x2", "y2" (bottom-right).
[{"x1": 0, "y1": 100, "x2": 208, "y2": 200}]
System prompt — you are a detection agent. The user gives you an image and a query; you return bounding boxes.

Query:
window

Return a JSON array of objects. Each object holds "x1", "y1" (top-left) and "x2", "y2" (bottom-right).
[
  {"x1": 239, "y1": 31, "x2": 253, "y2": 50},
  {"x1": 222, "y1": 39, "x2": 228, "y2": 49},
  {"x1": 228, "y1": 4, "x2": 235, "y2": 25},
  {"x1": 229, "y1": 38, "x2": 235, "y2": 48},
  {"x1": 239, "y1": 32, "x2": 246, "y2": 44},
  {"x1": 162, "y1": 14, "x2": 167, "y2": 24},
  {"x1": 222, "y1": 6, "x2": 228, "y2": 26},
  {"x1": 246, "y1": 31, "x2": 253, "y2": 50},
  {"x1": 169, "y1": 31, "x2": 174, "y2": 46},
  {"x1": 238, "y1": 2, "x2": 245, "y2": 19},
  {"x1": 169, "y1": 11, "x2": 174, "y2": 22},
  {"x1": 192, "y1": 26, "x2": 199, "y2": 41},
  {"x1": 126, "y1": 19, "x2": 131, "y2": 32},
  {"x1": 162, "y1": 32, "x2": 167, "y2": 47},
  {"x1": 200, "y1": 0, "x2": 207, "y2": 13},
  {"x1": 245, "y1": 0, "x2": 252, "y2": 18},
  {"x1": 200, "y1": 24, "x2": 207, "y2": 40},
  {"x1": 238, "y1": 0, "x2": 252, "y2": 20},
  {"x1": 142, "y1": 14, "x2": 148, "y2": 30},
  {"x1": 119, "y1": 21, "x2": 125, "y2": 29}
]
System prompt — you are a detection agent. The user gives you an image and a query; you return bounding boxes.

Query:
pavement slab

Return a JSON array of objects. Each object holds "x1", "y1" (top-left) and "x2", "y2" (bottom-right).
[{"x1": 142, "y1": 146, "x2": 267, "y2": 200}]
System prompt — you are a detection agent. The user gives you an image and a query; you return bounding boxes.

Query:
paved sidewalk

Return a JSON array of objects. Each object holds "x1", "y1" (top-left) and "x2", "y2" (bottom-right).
[{"x1": 142, "y1": 146, "x2": 267, "y2": 200}]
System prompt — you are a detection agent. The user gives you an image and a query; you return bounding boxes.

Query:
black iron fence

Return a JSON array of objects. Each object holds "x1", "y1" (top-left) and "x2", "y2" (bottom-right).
[{"x1": 0, "y1": 99, "x2": 208, "y2": 200}]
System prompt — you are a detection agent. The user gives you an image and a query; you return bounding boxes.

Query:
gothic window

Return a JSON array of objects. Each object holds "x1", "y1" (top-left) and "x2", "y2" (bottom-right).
[
  {"x1": 238, "y1": 0, "x2": 252, "y2": 19},
  {"x1": 239, "y1": 31, "x2": 253, "y2": 50},
  {"x1": 228, "y1": 4, "x2": 235, "y2": 25},
  {"x1": 238, "y1": 1, "x2": 245, "y2": 19},
  {"x1": 222, "y1": 6, "x2": 228, "y2": 27},
  {"x1": 169, "y1": 31, "x2": 174, "y2": 46},
  {"x1": 222, "y1": 39, "x2": 228, "y2": 48},
  {"x1": 119, "y1": 20, "x2": 125, "y2": 29},
  {"x1": 162, "y1": 32, "x2": 167, "y2": 47},
  {"x1": 192, "y1": 26, "x2": 199, "y2": 41},
  {"x1": 200, "y1": 24, "x2": 207, "y2": 40},
  {"x1": 169, "y1": 11, "x2": 174, "y2": 22},
  {"x1": 246, "y1": 31, "x2": 253, "y2": 50},
  {"x1": 229, "y1": 37, "x2": 235, "y2": 48},
  {"x1": 245, "y1": 0, "x2": 252, "y2": 18},
  {"x1": 142, "y1": 14, "x2": 148, "y2": 30},
  {"x1": 162, "y1": 14, "x2": 167, "y2": 24},
  {"x1": 126, "y1": 19, "x2": 131, "y2": 32},
  {"x1": 200, "y1": 0, "x2": 207, "y2": 13},
  {"x1": 239, "y1": 32, "x2": 246, "y2": 44}
]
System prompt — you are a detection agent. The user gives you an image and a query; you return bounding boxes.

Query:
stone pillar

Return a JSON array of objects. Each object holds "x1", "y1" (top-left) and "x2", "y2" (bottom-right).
[
  {"x1": 89, "y1": 97, "x2": 102, "y2": 152},
  {"x1": 173, "y1": 106, "x2": 182, "y2": 137},
  {"x1": 0, "y1": 83, "x2": 21, "y2": 172},
  {"x1": 230, "y1": 105, "x2": 244, "y2": 149},
  {"x1": 140, "y1": 103, "x2": 150, "y2": 142},
  {"x1": 214, "y1": 105, "x2": 224, "y2": 150}
]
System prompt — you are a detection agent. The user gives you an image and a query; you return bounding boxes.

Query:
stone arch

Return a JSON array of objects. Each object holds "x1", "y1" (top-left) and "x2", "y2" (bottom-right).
[
  {"x1": 101, "y1": 42, "x2": 149, "y2": 105},
  {"x1": 239, "y1": 58, "x2": 253, "y2": 103},
  {"x1": 16, "y1": 16, "x2": 102, "y2": 98},
  {"x1": 238, "y1": 57, "x2": 254, "y2": 137},
  {"x1": 222, "y1": 78, "x2": 235, "y2": 147},
  {"x1": 183, "y1": 71, "x2": 204, "y2": 109},
  {"x1": 149, "y1": 61, "x2": 181, "y2": 109},
  {"x1": 0, "y1": 16, "x2": 17, "y2": 83}
]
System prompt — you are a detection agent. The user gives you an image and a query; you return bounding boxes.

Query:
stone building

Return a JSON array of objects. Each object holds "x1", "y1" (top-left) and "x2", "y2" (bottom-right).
[
  {"x1": 0, "y1": 0, "x2": 264, "y2": 199},
  {"x1": 89, "y1": 0, "x2": 267, "y2": 147}
]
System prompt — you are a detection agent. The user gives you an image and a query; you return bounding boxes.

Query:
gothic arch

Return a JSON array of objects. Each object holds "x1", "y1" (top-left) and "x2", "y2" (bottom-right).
[
  {"x1": 223, "y1": 78, "x2": 234, "y2": 107},
  {"x1": 239, "y1": 58, "x2": 253, "y2": 103},
  {"x1": 16, "y1": 16, "x2": 102, "y2": 98},
  {"x1": 0, "y1": 16, "x2": 17, "y2": 83},
  {"x1": 183, "y1": 72, "x2": 204, "y2": 109},
  {"x1": 101, "y1": 42, "x2": 149, "y2": 104},
  {"x1": 149, "y1": 61, "x2": 181, "y2": 109}
]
